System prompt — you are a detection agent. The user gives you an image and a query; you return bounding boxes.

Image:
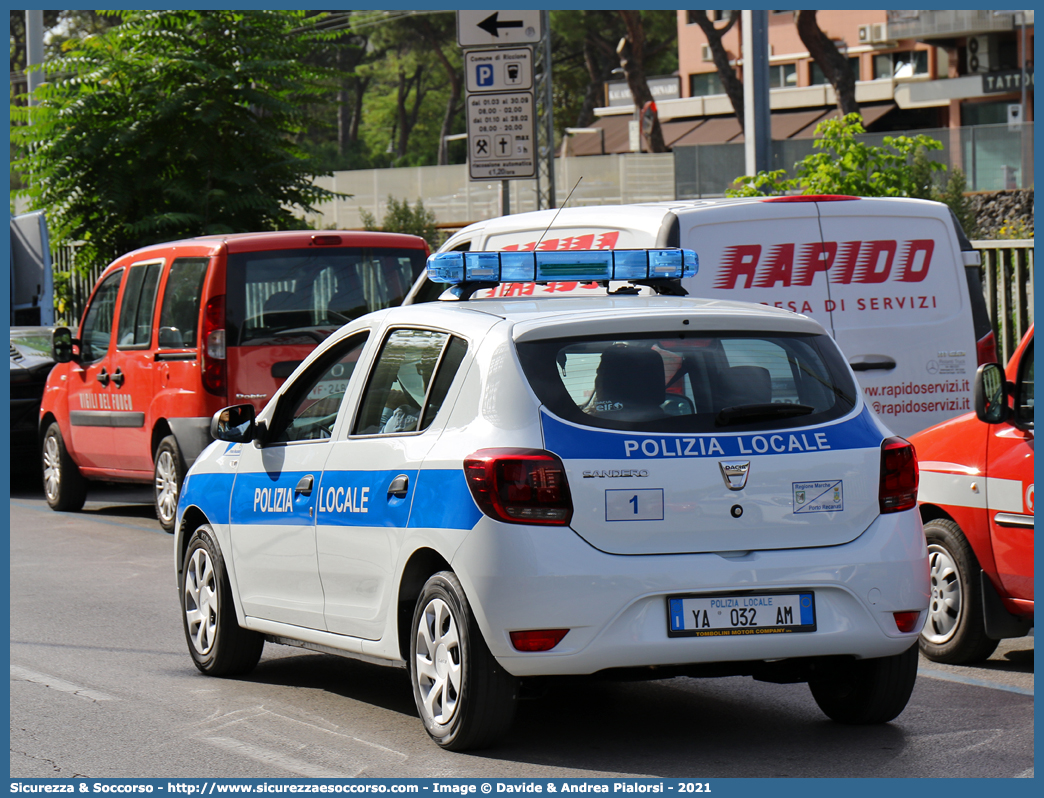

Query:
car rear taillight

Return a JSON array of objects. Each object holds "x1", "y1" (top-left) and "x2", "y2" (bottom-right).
[
  {"x1": 464, "y1": 448, "x2": 573, "y2": 525},
  {"x1": 201, "y1": 294, "x2": 226, "y2": 397},
  {"x1": 893, "y1": 611, "x2": 922, "y2": 633},
  {"x1": 509, "y1": 629, "x2": 569, "y2": 652},
  {"x1": 880, "y1": 437, "x2": 918, "y2": 513},
  {"x1": 976, "y1": 330, "x2": 998, "y2": 366}
]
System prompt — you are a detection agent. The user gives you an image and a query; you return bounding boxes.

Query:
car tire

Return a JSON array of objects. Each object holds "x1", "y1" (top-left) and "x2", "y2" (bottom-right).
[
  {"x1": 918, "y1": 518, "x2": 999, "y2": 664},
  {"x1": 808, "y1": 644, "x2": 919, "y2": 725},
  {"x1": 409, "y1": 571, "x2": 518, "y2": 751},
  {"x1": 180, "y1": 525, "x2": 264, "y2": 677},
  {"x1": 154, "y1": 435, "x2": 186, "y2": 534},
  {"x1": 41, "y1": 421, "x2": 87, "y2": 512}
]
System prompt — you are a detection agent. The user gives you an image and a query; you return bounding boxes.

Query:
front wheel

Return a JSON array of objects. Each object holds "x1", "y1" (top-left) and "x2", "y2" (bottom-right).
[
  {"x1": 41, "y1": 422, "x2": 87, "y2": 512},
  {"x1": 181, "y1": 525, "x2": 264, "y2": 676},
  {"x1": 154, "y1": 435, "x2": 186, "y2": 534},
  {"x1": 918, "y1": 518, "x2": 999, "y2": 664},
  {"x1": 809, "y1": 645, "x2": 919, "y2": 724},
  {"x1": 409, "y1": 572, "x2": 518, "y2": 751}
]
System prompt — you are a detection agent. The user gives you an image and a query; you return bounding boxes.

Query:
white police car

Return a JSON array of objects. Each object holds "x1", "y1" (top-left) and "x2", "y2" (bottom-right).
[{"x1": 175, "y1": 247, "x2": 929, "y2": 751}]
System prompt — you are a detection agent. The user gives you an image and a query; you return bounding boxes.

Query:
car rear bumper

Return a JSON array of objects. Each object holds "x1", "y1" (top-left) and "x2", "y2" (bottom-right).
[{"x1": 451, "y1": 510, "x2": 929, "y2": 677}]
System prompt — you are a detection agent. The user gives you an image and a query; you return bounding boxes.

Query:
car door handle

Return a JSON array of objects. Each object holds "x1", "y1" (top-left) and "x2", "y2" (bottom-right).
[
  {"x1": 111, "y1": 368, "x2": 125, "y2": 388},
  {"x1": 848, "y1": 355, "x2": 897, "y2": 372},
  {"x1": 96, "y1": 368, "x2": 111, "y2": 386},
  {"x1": 388, "y1": 474, "x2": 409, "y2": 498},
  {"x1": 295, "y1": 475, "x2": 314, "y2": 497}
]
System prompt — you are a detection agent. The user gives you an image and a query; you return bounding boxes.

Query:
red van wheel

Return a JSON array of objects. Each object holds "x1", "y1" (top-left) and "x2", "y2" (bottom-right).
[{"x1": 154, "y1": 435, "x2": 186, "y2": 534}]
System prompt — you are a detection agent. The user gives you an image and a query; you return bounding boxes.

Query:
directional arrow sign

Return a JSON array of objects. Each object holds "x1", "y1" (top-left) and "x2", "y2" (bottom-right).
[{"x1": 457, "y1": 10, "x2": 542, "y2": 47}]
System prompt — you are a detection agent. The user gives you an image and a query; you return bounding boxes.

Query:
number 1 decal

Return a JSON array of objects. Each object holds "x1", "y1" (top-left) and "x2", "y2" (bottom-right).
[{"x1": 606, "y1": 489, "x2": 664, "y2": 521}]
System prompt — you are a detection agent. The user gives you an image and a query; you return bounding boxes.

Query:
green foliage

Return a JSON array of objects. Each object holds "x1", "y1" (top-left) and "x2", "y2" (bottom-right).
[
  {"x1": 727, "y1": 113, "x2": 977, "y2": 230},
  {"x1": 360, "y1": 196, "x2": 442, "y2": 250},
  {"x1": 12, "y1": 10, "x2": 343, "y2": 273}
]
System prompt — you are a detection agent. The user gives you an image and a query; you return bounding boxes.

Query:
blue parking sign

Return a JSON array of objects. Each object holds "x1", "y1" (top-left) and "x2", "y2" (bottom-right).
[{"x1": 475, "y1": 63, "x2": 494, "y2": 87}]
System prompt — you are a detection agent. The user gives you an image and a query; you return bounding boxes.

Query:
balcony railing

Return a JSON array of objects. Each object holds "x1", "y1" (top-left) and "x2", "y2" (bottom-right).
[{"x1": 886, "y1": 10, "x2": 1019, "y2": 40}]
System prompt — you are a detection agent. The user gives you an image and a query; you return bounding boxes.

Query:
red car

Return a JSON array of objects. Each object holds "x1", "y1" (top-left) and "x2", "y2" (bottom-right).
[
  {"x1": 910, "y1": 325, "x2": 1034, "y2": 663},
  {"x1": 40, "y1": 231, "x2": 429, "y2": 531}
]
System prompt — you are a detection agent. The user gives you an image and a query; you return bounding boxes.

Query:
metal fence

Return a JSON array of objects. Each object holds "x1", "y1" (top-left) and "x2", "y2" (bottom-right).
[
  {"x1": 973, "y1": 239, "x2": 1034, "y2": 362},
  {"x1": 675, "y1": 122, "x2": 1034, "y2": 199}
]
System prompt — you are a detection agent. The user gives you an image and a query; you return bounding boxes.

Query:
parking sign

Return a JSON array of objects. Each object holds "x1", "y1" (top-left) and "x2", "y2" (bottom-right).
[{"x1": 465, "y1": 48, "x2": 533, "y2": 93}]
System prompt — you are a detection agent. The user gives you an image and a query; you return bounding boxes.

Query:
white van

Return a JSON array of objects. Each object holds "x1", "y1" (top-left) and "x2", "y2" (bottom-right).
[{"x1": 406, "y1": 196, "x2": 995, "y2": 438}]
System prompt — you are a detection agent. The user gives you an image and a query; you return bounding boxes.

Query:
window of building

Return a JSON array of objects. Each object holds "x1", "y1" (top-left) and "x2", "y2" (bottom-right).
[
  {"x1": 810, "y1": 56, "x2": 860, "y2": 85},
  {"x1": 873, "y1": 50, "x2": 928, "y2": 80},
  {"x1": 769, "y1": 63, "x2": 798, "y2": 88},
  {"x1": 689, "y1": 71, "x2": 725, "y2": 97}
]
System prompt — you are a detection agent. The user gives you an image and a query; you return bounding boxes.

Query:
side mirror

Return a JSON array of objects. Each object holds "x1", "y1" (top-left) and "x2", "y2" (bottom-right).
[
  {"x1": 211, "y1": 404, "x2": 257, "y2": 443},
  {"x1": 158, "y1": 326, "x2": 184, "y2": 348},
  {"x1": 974, "y1": 363, "x2": 1008, "y2": 424},
  {"x1": 51, "y1": 327, "x2": 77, "y2": 363}
]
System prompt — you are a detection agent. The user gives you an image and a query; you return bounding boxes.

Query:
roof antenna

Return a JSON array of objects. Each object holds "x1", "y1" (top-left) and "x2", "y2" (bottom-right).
[{"x1": 533, "y1": 176, "x2": 582, "y2": 251}]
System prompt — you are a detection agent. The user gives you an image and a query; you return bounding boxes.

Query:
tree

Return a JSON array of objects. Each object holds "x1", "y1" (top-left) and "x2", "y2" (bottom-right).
[
  {"x1": 12, "y1": 10, "x2": 341, "y2": 272},
  {"x1": 616, "y1": 11, "x2": 677, "y2": 152},
  {"x1": 359, "y1": 196, "x2": 441, "y2": 250},
  {"x1": 795, "y1": 10, "x2": 859, "y2": 118},
  {"x1": 688, "y1": 11, "x2": 744, "y2": 129},
  {"x1": 726, "y1": 113, "x2": 973, "y2": 226}
]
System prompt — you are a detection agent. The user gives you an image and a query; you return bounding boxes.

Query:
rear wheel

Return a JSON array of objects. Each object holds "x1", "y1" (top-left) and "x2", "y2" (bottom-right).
[
  {"x1": 809, "y1": 645, "x2": 919, "y2": 724},
  {"x1": 918, "y1": 518, "x2": 999, "y2": 664},
  {"x1": 409, "y1": 571, "x2": 518, "y2": 751},
  {"x1": 41, "y1": 422, "x2": 87, "y2": 512},
  {"x1": 154, "y1": 435, "x2": 185, "y2": 534},
  {"x1": 181, "y1": 525, "x2": 264, "y2": 676}
]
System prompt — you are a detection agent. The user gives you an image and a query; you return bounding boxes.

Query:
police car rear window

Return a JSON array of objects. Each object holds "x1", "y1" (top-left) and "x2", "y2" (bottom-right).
[{"x1": 517, "y1": 331, "x2": 856, "y2": 434}]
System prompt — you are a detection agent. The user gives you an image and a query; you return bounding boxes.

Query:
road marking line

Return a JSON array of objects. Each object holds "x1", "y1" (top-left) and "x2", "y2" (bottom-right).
[
  {"x1": 11, "y1": 665, "x2": 117, "y2": 702},
  {"x1": 204, "y1": 736, "x2": 355, "y2": 778},
  {"x1": 1015, "y1": 768, "x2": 1033, "y2": 778},
  {"x1": 918, "y1": 667, "x2": 1033, "y2": 696}
]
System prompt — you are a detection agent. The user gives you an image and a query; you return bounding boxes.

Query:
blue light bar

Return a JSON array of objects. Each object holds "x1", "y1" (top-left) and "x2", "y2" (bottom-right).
[{"x1": 426, "y1": 248, "x2": 698, "y2": 284}]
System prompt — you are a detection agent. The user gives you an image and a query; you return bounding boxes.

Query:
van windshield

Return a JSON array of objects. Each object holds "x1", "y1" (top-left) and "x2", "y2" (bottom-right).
[{"x1": 226, "y1": 248, "x2": 426, "y2": 346}]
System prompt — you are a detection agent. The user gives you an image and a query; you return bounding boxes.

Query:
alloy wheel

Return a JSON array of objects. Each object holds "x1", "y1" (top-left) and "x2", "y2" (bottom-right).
[
  {"x1": 414, "y1": 597, "x2": 462, "y2": 726},
  {"x1": 184, "y1": 547, "x2": 219, "y2": 656}
]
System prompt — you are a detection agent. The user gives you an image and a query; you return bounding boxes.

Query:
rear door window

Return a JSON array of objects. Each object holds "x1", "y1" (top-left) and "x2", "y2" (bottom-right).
[
  {"x1": 158, "y1": 258, "x2": 209, "y2": 349},
  {"x1": 353, "y1": 329, "x2": 469, "y2": 436},
  {"x1": 517, "y1": 331, "x2": 856, "y2": 433},
  {"x1": 116, "y1": 261, "x2": 163, "y2": 349},
  {"x1": 226, "y1": 248, "x2": 427, "y2": 346}
]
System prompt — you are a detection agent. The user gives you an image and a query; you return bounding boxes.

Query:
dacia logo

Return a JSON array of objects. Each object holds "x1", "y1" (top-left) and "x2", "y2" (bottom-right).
[{"x1": 719, "y1": 461, "x2": 751, "y2": 491}]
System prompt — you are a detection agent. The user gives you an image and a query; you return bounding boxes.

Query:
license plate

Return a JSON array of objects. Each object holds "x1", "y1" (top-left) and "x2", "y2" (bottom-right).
[{"x1": 667, "y1": 591, "x2": 816, "y2": 637}]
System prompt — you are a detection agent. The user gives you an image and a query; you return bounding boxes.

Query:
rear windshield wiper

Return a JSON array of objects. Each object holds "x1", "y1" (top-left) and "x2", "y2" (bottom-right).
[{"x1": 715, "y1": 403, "x2": 815, "y2": 427}]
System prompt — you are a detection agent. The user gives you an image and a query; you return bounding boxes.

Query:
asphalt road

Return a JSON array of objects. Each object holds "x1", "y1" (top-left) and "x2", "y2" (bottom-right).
[{"x1": 8, "y1": 480, "x2": 1034, "y2": 780}]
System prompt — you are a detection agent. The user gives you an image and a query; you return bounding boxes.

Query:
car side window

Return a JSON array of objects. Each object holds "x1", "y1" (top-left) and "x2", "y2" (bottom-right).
[
  {"x1": 78, "y1": 269, "x2": 123, "y2": 363},
  {"x1": 267, "y1": 332, "x2": 370, "y2": 445},
  {"x1": 116, "y1": 261, "x2": 163, "y2": 348},
  {"x1": 1014, "y1": 339, "x2": 1033, "y2": 429},
  {"x1": 158, "y1": 258, "x2": 209, "y2": 349},
  {"x1": 354, "y1": 329, "x2": 468, "y2": 436}
]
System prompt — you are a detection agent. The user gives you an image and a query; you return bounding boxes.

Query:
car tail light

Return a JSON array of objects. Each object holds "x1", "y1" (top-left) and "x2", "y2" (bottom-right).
[
  {"x1": 762, "y1": 195, "x2": 860, "y2": 202},
  {"x1": 311, "y1": 235, "x2": 342, "y2": 246},
  {"x1": 201, "y1": 294, "x2": 226, "y2": 397},
  {"x1": 464, "y1": 448, "x2": 573, "y2": 525},
  {"x1": 510, "y1": 629, "x2": 569, "y2": 652},
  {"x1": 880, "y1": 437, "x2": 918, "y2": 513},
  {"x1": 976, "y1": 330, "x2": 998, "y2": 366},
  {"x1": 893, "y1": 611, "x2": 921, "y2": 633}
]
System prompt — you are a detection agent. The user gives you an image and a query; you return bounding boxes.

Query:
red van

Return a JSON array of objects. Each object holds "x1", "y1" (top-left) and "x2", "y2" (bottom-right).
[
  {"x1": 910, "y1": 325, "x2": 1033, "y2": 663},
  {"x1": 40, "y1": 230, "x2": 429, "y2": 531}
]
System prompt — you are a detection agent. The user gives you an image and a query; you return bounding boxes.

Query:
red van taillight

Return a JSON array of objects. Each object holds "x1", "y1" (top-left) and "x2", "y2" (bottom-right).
[
  {"x1": 201, "y1": 294, "x2": 226, "y2": 397},
  {"x1": 464, "y1": 448, "x2": 573, "y2": 525},
  {"x1": 880, "y1": 437, "x2": 918, "y2": 513},
  {"x1": 976, "y1": 330, "x2": 998, "y2": 366}
]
